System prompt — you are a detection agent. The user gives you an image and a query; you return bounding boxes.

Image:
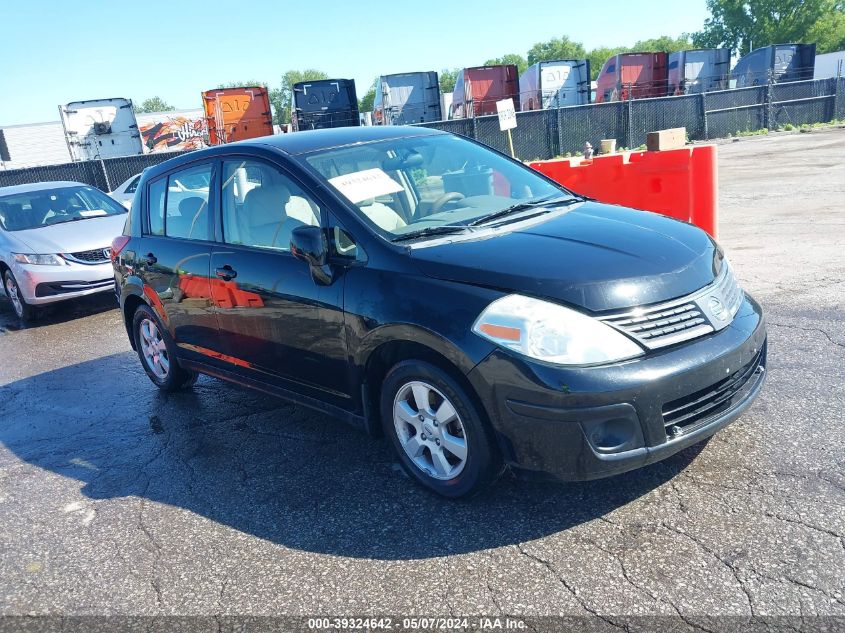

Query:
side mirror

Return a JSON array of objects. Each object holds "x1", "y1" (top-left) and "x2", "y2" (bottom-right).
[{"x1": 290, "y1": 225, "x2": 328, "y2": 268}]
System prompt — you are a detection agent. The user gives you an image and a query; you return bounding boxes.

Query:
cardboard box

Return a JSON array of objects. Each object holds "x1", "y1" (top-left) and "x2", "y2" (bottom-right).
[{"x1": 647, "y1": 127, "x2": 686, "y2": 151}]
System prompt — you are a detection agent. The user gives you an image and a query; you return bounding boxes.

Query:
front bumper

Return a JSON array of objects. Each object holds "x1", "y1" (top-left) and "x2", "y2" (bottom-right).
[
  {"x1": 13, "y1": 260, "x2": 114, "y2": 305},
  {"x1": 467, "y1": 293, "x2": 767, "y2": 481}
]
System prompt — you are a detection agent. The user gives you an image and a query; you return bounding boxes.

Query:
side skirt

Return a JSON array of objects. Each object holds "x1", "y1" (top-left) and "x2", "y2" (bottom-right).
[{"x1": 179, "y1": 359, "x2": 368, "y2": 432}]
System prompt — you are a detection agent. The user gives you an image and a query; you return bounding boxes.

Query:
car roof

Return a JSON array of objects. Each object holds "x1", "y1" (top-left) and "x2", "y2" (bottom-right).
[
  {"x1": 140, "y1": 126, "x2": 448, "y2": 182},
  {"x1": 243, "y1": 125, "x2": 445, "y2": 155},
  {"x1": 0, "y1": 181, "x2": 91, "y2": 196}
]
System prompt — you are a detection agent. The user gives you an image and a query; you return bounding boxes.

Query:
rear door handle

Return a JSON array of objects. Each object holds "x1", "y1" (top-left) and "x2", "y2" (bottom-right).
[
  {"x1": 144, "y1": 253, "x2": 157, "y2": 265},
  {"x1": 215, "y1": 266, "x2": 237, "y2": 281}
]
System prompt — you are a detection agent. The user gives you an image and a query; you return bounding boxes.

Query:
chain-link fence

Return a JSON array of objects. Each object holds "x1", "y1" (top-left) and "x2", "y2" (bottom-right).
[
  {"x1": 1, "y1": 77, "x2": 842, "y2": 191},
  {"x1": 0, "y1": 150, "x2": 187, "y2": 191},
  {"x1": 418, "y1": 76, "x2": 844, "y2": 160}
]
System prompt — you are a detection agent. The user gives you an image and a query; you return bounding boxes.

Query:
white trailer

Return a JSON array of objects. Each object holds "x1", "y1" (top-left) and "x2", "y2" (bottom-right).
[
  {"x1": 814, "y1": 51, "x2": 845, "y2": 79},
  {"x1": 59, "y1": 97, "x2": 143, "y2": 161},
  {"x1": 668, "y1": 49, "x2": 730, "y2": 94},
  {"x1": 519, "y1": 60, "x2": 591, "y2": 111},
  {"x1": 440, "y1": 92, "x2": 453, "y2": 120}
]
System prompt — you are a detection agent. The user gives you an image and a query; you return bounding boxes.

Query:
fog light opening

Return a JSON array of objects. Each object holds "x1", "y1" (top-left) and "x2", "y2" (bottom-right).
[{"x1": 590, "y1": 417, "x2": 635, "y2": 453}]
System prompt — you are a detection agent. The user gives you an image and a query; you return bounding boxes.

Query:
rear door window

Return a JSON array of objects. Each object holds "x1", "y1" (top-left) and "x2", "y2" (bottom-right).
[
  {"x1": 146, "y1": 163, "x2": 213, "y2": 240},
  {"x1": 125, "y1": 175, "x2": 141, "y2": 194}
]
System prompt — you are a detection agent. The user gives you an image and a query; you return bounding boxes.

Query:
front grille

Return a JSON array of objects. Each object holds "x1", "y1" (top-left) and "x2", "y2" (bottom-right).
[
  {"x1": 662, "y1": 344, "x2": 766, "y2": 436},
  {"x1": 602, "y1": 301, "x2": 710, "y2": 346},
  {"x1": 65, "y1": 248, "x2": 111, "y2": 264},
  {"x1": 600, "y1": 263, "x2": 744, "y2": 350}
]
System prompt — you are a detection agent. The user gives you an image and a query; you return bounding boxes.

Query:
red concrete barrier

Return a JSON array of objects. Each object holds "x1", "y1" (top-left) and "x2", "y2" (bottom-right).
[
  {"x1": 529, "y1": 145, "x2": 718, "y2": 238},
  {"x1": 178, "y1": 276, "x2": 264, "y2": 308}
]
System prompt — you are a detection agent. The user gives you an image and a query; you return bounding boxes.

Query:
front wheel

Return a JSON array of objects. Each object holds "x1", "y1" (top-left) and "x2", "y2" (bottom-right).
[
  {"x1": 132, "y1": 304, "x2": 197, "y2": 391},
  {"x1": 3, "y1": 270, "x2": 36, "y2": 322},
  {"x1": 381, "y1": 360, "x2": 501, "y2": 498}
]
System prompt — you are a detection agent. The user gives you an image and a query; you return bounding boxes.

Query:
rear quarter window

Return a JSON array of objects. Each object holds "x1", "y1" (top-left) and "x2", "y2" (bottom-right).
[{"x1": 148, "y1": 178, "x2": 166, "y2": 236}]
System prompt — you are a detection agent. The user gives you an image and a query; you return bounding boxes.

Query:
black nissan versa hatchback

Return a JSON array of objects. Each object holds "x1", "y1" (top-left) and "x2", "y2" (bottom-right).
[{"x1": 112, "y1": 126, "x2": 767, "y2": 498}]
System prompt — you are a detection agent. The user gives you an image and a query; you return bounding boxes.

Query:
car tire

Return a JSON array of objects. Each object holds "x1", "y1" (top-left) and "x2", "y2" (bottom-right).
[
  {"x1": 132, "y1": 304, "x2": 197, "y2": 392},
  {"x1": 381, "y1": 360, "x2": 501, "y2": 498},
  {"x1": 3, "y1": 270, "x2": 37, "y2": 322}
]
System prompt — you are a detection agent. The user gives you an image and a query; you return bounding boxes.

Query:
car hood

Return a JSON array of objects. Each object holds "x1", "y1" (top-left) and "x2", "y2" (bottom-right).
[
  {"x1": 9, "y1": 214, "x2": 127, "y2": 255},
  {"x1": 409, "y1": 202, "x2": 721, "y2": 312}
]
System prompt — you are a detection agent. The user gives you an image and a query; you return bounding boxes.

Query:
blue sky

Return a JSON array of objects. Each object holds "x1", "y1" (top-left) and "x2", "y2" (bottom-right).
[{"x1": 2, "y1": 0, "x2": 708, "y2": 125}]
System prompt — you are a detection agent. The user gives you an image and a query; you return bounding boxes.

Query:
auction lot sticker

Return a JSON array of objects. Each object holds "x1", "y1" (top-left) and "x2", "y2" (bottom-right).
[{"x1": 329, "y1": 168, "x2": 404, "y2": 204}]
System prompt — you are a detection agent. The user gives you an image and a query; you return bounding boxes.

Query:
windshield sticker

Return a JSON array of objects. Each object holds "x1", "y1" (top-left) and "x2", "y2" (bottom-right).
[
  {"x1": 78, "y1": 209, "x2": 108, "y2": 217},
  {"x1": 329, "y1": 168, "x2": 404, "y2": 204}
]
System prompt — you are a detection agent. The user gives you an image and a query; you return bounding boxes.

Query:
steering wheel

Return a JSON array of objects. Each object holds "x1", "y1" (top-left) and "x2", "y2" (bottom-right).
[
  {"x1": 430, "y1": 191, "x2": 466, "y2": 213},
  {"x1": 44, "y1": 213, "x2": 72, "y2": 225}
]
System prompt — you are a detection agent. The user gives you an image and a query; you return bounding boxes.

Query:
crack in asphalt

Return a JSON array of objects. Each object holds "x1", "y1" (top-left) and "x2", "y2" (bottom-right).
[
  {"x1": 659, "y1": 522, "x2": 755, "y2": 616},
  {"x1": 747, "y1": 567, "x2": 845, "y2": 609},
  {"x1": 514, "y1": 542, "x2": 628, "y2": 630},
  {"x1": 576, "y1": 518, "x2": 721, "y2": 633},
  {"x1": 763, "y1": 508, "x2": 845, "y2": 541},
  {"x1": 769, "y1": 322, "x2": 845, "y2": 350}
]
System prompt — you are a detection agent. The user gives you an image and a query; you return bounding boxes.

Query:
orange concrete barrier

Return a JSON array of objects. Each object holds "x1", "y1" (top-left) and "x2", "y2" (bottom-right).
[{"x1": 529, "y1": 145, "x2": 718, "y2": 238}]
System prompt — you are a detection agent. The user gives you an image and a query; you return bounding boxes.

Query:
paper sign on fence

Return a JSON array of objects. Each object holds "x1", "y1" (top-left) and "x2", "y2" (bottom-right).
[{"x1": 496, "y1": 99, "x2": 517, "y2": 132}]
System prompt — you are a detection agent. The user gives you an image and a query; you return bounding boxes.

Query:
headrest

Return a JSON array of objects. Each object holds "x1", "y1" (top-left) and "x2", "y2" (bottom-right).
[
  {"x1": 30, "y1": 197, "x2": 51, "y2": 215},
  {"x1": 178, "y1": 197, "x2": 206, "y2": 218},
  {"x1": 244, "y1": 185, "x2": 291, "y2": 226}
]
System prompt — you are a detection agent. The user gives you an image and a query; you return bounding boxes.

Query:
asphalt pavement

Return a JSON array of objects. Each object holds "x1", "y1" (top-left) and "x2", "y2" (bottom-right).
[{"x1": 1, "y1": 128, "x2": 843, "y2": 625}]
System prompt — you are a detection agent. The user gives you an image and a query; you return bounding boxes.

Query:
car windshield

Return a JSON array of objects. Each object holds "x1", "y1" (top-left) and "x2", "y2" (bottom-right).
[
  {"x1": 304, "y1": 134, "x2": 572, "y2": 239},
  {"x1": 0, "y1": 185, "x2": 127, "y2": 232}
]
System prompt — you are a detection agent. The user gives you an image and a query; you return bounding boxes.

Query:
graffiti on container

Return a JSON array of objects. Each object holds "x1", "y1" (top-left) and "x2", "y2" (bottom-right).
[{"x1": 140, "y1": 116, "x2": 208, "y2": 152}]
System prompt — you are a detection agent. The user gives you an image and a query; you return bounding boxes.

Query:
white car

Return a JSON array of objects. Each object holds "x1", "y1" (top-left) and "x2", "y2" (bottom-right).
[
  {"x1": 109, "y1": 173, "x2": 141, "y2": 209},
  {"x1": 0, "y1": 181, "x2": 127, "y2": 321},
  {"x1": 110, "y1": 171, "x2": 214, "y2": 210}
]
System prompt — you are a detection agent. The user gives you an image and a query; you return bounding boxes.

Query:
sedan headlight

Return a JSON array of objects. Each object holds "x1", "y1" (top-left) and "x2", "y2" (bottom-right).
[
  {"x1": 12, "y1": 253, "x2": 65, "y2": 266},
  {"x1": 472, "y1": 294, "x2": 644, "y2": 366}
]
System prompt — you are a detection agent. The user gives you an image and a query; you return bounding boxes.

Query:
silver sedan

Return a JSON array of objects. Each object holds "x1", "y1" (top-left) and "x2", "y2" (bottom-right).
[{"x1": 0, "y1": 181, "x2": 127, "y2": 321}]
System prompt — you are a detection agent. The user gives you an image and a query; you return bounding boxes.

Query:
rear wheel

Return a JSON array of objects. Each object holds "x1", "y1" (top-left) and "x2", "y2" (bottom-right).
[
  {"x1": 381, "y1": 360, "x2": 501, "y2": 498},
  {"x1": 132, "y1": 304, "x2": 197, "y2": 391},
  {"x1": 3, "y1": 270, "x2": 36, "y2": 322}
]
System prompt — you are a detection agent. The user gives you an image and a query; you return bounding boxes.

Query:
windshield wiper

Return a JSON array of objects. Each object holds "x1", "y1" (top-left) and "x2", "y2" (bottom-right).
[
  {"x1": 390, "y1": 225, "x2": 473, "y2": 243},
  {"x1": 44, "y1": 216, "x2": 92, "y2": 226},
  {"x1": 468, "y1": 194, "x2": 583, "y2": 227}
]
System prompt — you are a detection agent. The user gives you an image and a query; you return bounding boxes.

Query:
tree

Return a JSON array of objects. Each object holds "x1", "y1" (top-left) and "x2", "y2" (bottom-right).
[
  {"x1": 270, "y1": 69, "x2": 329, "y2": 125},
  {"x1": 438, "y1": 68, "x2": 460, "y2": 94},
  {"x1": 359, "y1": 78, "x2": 377, "y2": 113},
  {"x1": 216, "y1": 80, "x2": 266, "y2": 89},
  {"x1": 692, "y1": 0, "x2": 842, "y2": 55},
  {"x1": 632, "y1": 34, "x2": 692, "y2": 52},
  {"x1": 527, "y1": 36, "x2": 587, "y2": 65},
  {"x1": 808, "y1": 1, "x2": 845, "y2": 53},
  {"x1": 134, "y1": 96, "x2": 174, "y2": 113},
  {"x1": 484, "y1": 53, "x2": 529, "y2": 74}
]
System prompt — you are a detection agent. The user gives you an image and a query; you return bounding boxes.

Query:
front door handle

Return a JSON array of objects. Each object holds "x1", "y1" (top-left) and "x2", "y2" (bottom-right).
[
  {"x1": 215, "y1": 266, "x2": 237, "y2": 281},
  {"x1": 144, "y1": 253, "x2": 157, "y2": 265}
]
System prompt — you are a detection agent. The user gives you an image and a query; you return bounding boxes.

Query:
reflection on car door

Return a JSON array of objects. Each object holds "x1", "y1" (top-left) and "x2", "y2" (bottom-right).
[
  {"x1": 209, "y1": 157, "x2": 350, "y2": 405},
  {"x1": 141, "y1": 162, "x2": 221, "y2": 359}
]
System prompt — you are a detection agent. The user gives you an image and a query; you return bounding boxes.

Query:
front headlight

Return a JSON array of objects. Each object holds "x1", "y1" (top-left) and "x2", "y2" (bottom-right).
[
  {"x1": 472, "y1": 294, "x2": 644, "y2": 366},
  {"x1": 12, "y1": 253, "x2": 65, "y2": 266}
]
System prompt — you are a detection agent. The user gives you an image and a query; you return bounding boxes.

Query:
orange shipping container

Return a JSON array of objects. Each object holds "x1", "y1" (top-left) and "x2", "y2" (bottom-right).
[{"x1": 202, "y1": 86, "x2": 273, "y2": 144}]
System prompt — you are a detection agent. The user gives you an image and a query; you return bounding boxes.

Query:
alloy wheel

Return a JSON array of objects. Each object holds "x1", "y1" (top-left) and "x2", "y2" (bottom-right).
[
  {"x1": 5, "y1": 276, "x2": 23, "y2": 318},
  {"x1": 139, "y1": 318, "x2": 170, "y2": 380},
  {"x1": 392, "y1": 380, "x2": 468, "y2": 481}
]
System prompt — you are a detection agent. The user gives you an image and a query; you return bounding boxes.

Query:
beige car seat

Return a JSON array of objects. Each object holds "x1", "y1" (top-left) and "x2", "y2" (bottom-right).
[{"x1": 358, "y1": 199, "x2": 407, "y2": 231}]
